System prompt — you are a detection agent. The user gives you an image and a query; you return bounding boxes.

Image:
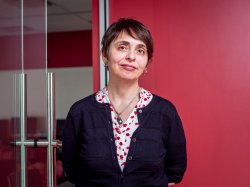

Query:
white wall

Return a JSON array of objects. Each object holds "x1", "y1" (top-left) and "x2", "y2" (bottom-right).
[
  {"x1": 49, "y1": 67, "x2": 93, "y2": 119},
  {"x1": 0, "y1": 70, "x2": 18, "y2": 118},
  {"x1": 0, "y1": 67, "x2": 93, "y2": 119}
]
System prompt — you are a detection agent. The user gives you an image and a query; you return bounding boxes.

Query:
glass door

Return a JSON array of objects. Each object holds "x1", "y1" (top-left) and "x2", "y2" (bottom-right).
[
  {"x1": 0, "y1": 0, "x2": 22, "y2": 186},
  {"x1": 22, "y1": 0, "x2": 49, "y2": 185},
  {"x1": 0, "y1": 1, "x2": 58, "y2": 187}
]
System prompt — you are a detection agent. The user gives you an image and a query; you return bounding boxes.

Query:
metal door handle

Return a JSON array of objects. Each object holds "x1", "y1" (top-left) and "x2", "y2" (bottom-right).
[
  {"x1": 10, "y1": 139, "x2": 62, "y2": 148},
  {"x1": 10, "y1": 73, "x2": 59, "y2": 187},
  {"x1": 47, "y1": 72, "x2": 56, "y2": 187}
]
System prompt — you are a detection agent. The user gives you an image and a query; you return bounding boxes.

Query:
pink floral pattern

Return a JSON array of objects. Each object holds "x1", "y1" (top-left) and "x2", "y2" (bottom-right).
[{"x1": 96, "y1": 87, "x2": 153, "y2": 171}]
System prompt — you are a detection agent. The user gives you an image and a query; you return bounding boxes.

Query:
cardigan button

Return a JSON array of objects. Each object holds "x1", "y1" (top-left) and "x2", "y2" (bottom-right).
[
  {"x1": 138, "y1": 109, "x2": 142, "y2": 113},
  {"x1": 128, "y1": 156, "x2": 132, "y2": 160},
  {"x1": 132, "y1": 138, "x2": 136, "y2": 142}
]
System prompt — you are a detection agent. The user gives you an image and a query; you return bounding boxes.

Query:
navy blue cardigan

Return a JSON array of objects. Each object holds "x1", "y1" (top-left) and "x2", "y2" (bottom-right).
[{"x1": 62, "y1": 93, "x2": 187, "y2": 187}]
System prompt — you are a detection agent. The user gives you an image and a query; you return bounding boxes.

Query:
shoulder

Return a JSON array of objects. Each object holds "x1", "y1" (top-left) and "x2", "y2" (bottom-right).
[{"x1": 151, "y1": 94, "x2": 179, "y2": 117}]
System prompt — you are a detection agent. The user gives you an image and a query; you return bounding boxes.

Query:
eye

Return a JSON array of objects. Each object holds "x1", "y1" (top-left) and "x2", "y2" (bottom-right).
[
  {"x1": 118, "y1": 45, "x2": 128, "y2": 51},
  {"x1": 137, "y1": 48, "x2": 146, "y2": 55}
]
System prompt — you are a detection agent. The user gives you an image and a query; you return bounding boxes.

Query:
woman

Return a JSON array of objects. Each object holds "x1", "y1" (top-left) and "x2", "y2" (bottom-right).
[{"x1": 62, "y1": 18, "x2": 187, "y2": 187}]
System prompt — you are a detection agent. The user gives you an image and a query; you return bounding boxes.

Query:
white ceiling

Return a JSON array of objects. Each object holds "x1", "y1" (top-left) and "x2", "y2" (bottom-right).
[{"x1": 0, "y1": 0, "x2": 92, "y2": 36}]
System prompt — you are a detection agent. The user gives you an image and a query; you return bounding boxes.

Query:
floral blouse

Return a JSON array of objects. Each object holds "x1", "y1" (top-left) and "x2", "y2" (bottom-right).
[{"x1": 95, "y1": 87, "x2": 153, "y2": 171}]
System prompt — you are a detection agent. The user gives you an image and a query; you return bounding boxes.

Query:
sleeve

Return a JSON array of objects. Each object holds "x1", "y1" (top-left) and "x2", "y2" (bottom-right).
[
  {"x1": 164, "y1": 110, "x2": 187, "y2": 184},
  {"x1": 62, "y1": 109, "x2": 81, "y2": 184}
]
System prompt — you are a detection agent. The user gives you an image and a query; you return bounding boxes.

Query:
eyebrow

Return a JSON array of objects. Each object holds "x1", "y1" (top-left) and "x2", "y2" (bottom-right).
[{"x1": 115, "y1": 41, "x2": 146, "y2": 48}]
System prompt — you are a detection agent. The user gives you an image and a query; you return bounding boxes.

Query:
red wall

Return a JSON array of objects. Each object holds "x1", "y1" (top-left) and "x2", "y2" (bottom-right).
[
  {"x1": 48, "y1": 30, "x2": 92, "y2": 68},
  {"x1": 108, "y1": 0, "x2": 250, "y2": 186},
  {"x1": 0, "y1": 30, "x2": 92, "y2": 70},
  {"x1": 0, "y1": 35, "x2": 22, "y2": 70}
]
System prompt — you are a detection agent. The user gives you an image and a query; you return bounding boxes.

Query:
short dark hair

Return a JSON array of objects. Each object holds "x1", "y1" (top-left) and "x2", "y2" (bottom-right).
[{"x1": 101, "y1": 18, "x2": 154, "y2": 63}]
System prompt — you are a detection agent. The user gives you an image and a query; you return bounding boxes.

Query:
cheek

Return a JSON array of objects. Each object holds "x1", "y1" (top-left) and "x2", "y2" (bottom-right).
[
  {"x1": 109, "y1": 50, "x2": 125, "y2": 63},
  {"x1": 138, "y1": 59, "x2": 148, "y2": 70},
  {"x1": 113, "y1": 56, "x2": 124, "y2": 63}
]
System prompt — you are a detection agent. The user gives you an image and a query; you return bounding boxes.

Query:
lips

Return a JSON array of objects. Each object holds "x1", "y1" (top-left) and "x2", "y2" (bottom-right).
[{"x1": 120, "y1": 64, "x2": 136, "y2": 71}]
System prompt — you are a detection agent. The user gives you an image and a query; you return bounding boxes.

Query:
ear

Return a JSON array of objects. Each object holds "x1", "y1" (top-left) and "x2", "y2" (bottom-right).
[{"x1": 102, "y1": 52, "x2": 108, "y2": 64}]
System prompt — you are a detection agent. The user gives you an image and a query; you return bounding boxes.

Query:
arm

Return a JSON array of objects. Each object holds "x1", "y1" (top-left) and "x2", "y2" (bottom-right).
[
  {"x1": 62, "y1": 110, "x2": 80, "y2": 184},
  {"x1": 164, "y1": 111, "x2": 187, "y2": 184}
]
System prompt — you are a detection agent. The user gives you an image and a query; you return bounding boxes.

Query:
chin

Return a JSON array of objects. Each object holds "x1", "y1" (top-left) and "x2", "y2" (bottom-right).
[
  {"x1": 114, "y1": 71, "x2": 142, "y2": 81},
  {"x1": 120, "y1": 76, "x2": 140, "y2": 81}
]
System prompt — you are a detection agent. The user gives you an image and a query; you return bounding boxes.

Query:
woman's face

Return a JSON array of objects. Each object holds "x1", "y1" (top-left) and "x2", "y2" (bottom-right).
[{"x1": 103, "y1": 31, "x2": 148, "y2": 82}]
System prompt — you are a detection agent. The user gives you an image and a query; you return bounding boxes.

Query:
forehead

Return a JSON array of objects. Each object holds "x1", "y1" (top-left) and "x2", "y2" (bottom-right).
[{"x1": 112, "y1": 31, "x2": 146, "y2": 46}]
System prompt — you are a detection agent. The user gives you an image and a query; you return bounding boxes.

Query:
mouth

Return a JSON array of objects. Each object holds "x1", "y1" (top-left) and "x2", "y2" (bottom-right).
[{"x1": 120, "y1": 64, "x2": 136, "y2": 71}]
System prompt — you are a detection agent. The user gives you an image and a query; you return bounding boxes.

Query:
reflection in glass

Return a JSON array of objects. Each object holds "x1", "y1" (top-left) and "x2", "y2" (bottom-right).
[{"x1": 0, "y1": 0, "x2": 22, "y2": 186}]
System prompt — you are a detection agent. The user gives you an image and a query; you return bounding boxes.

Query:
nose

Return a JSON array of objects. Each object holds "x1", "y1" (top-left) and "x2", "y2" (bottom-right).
[{"x1": 125, "y1": 50, "x2": 135, "y2": 62}]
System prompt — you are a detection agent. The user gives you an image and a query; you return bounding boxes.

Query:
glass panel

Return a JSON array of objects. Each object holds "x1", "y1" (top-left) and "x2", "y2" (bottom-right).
[
  {"x1": 26, "y1": 148, "x2": 47, "y2": 187},
  {"x1": 23, "y1": 0, "x2": 47, "y2": 139},
  {"x1": 0, "y1": 0, "x2": 22, "y2": 186},
  {"x1": 23, "y1": 1, "x2": 47, "y2": 187},
  {"x1": 47, "y1": 0, "x2": 92, "y2": 186},
  {"x1": 0, "y1": 0, "x2": 49, "y2": 186}
]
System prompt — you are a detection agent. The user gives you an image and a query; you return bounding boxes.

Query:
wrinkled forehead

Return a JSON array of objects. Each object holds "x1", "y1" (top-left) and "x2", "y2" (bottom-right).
[{"x1": 112, "y1": 30, "x2": 146, "y2": 46}]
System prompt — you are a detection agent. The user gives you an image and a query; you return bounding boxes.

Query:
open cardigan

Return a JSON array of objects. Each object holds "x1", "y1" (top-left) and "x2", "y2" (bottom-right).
[{"x1": 62, "y1": 93, "x2": 187, "y2": 187}]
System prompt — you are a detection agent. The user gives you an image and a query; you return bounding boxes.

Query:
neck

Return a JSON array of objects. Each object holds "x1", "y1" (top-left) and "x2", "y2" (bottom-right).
[
  {"x1": 107, "y1": 80, "x2": 140, "y2": 100},
  {"x1": 106, "y1": 79, "x2": 140, "y2": 125}
]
